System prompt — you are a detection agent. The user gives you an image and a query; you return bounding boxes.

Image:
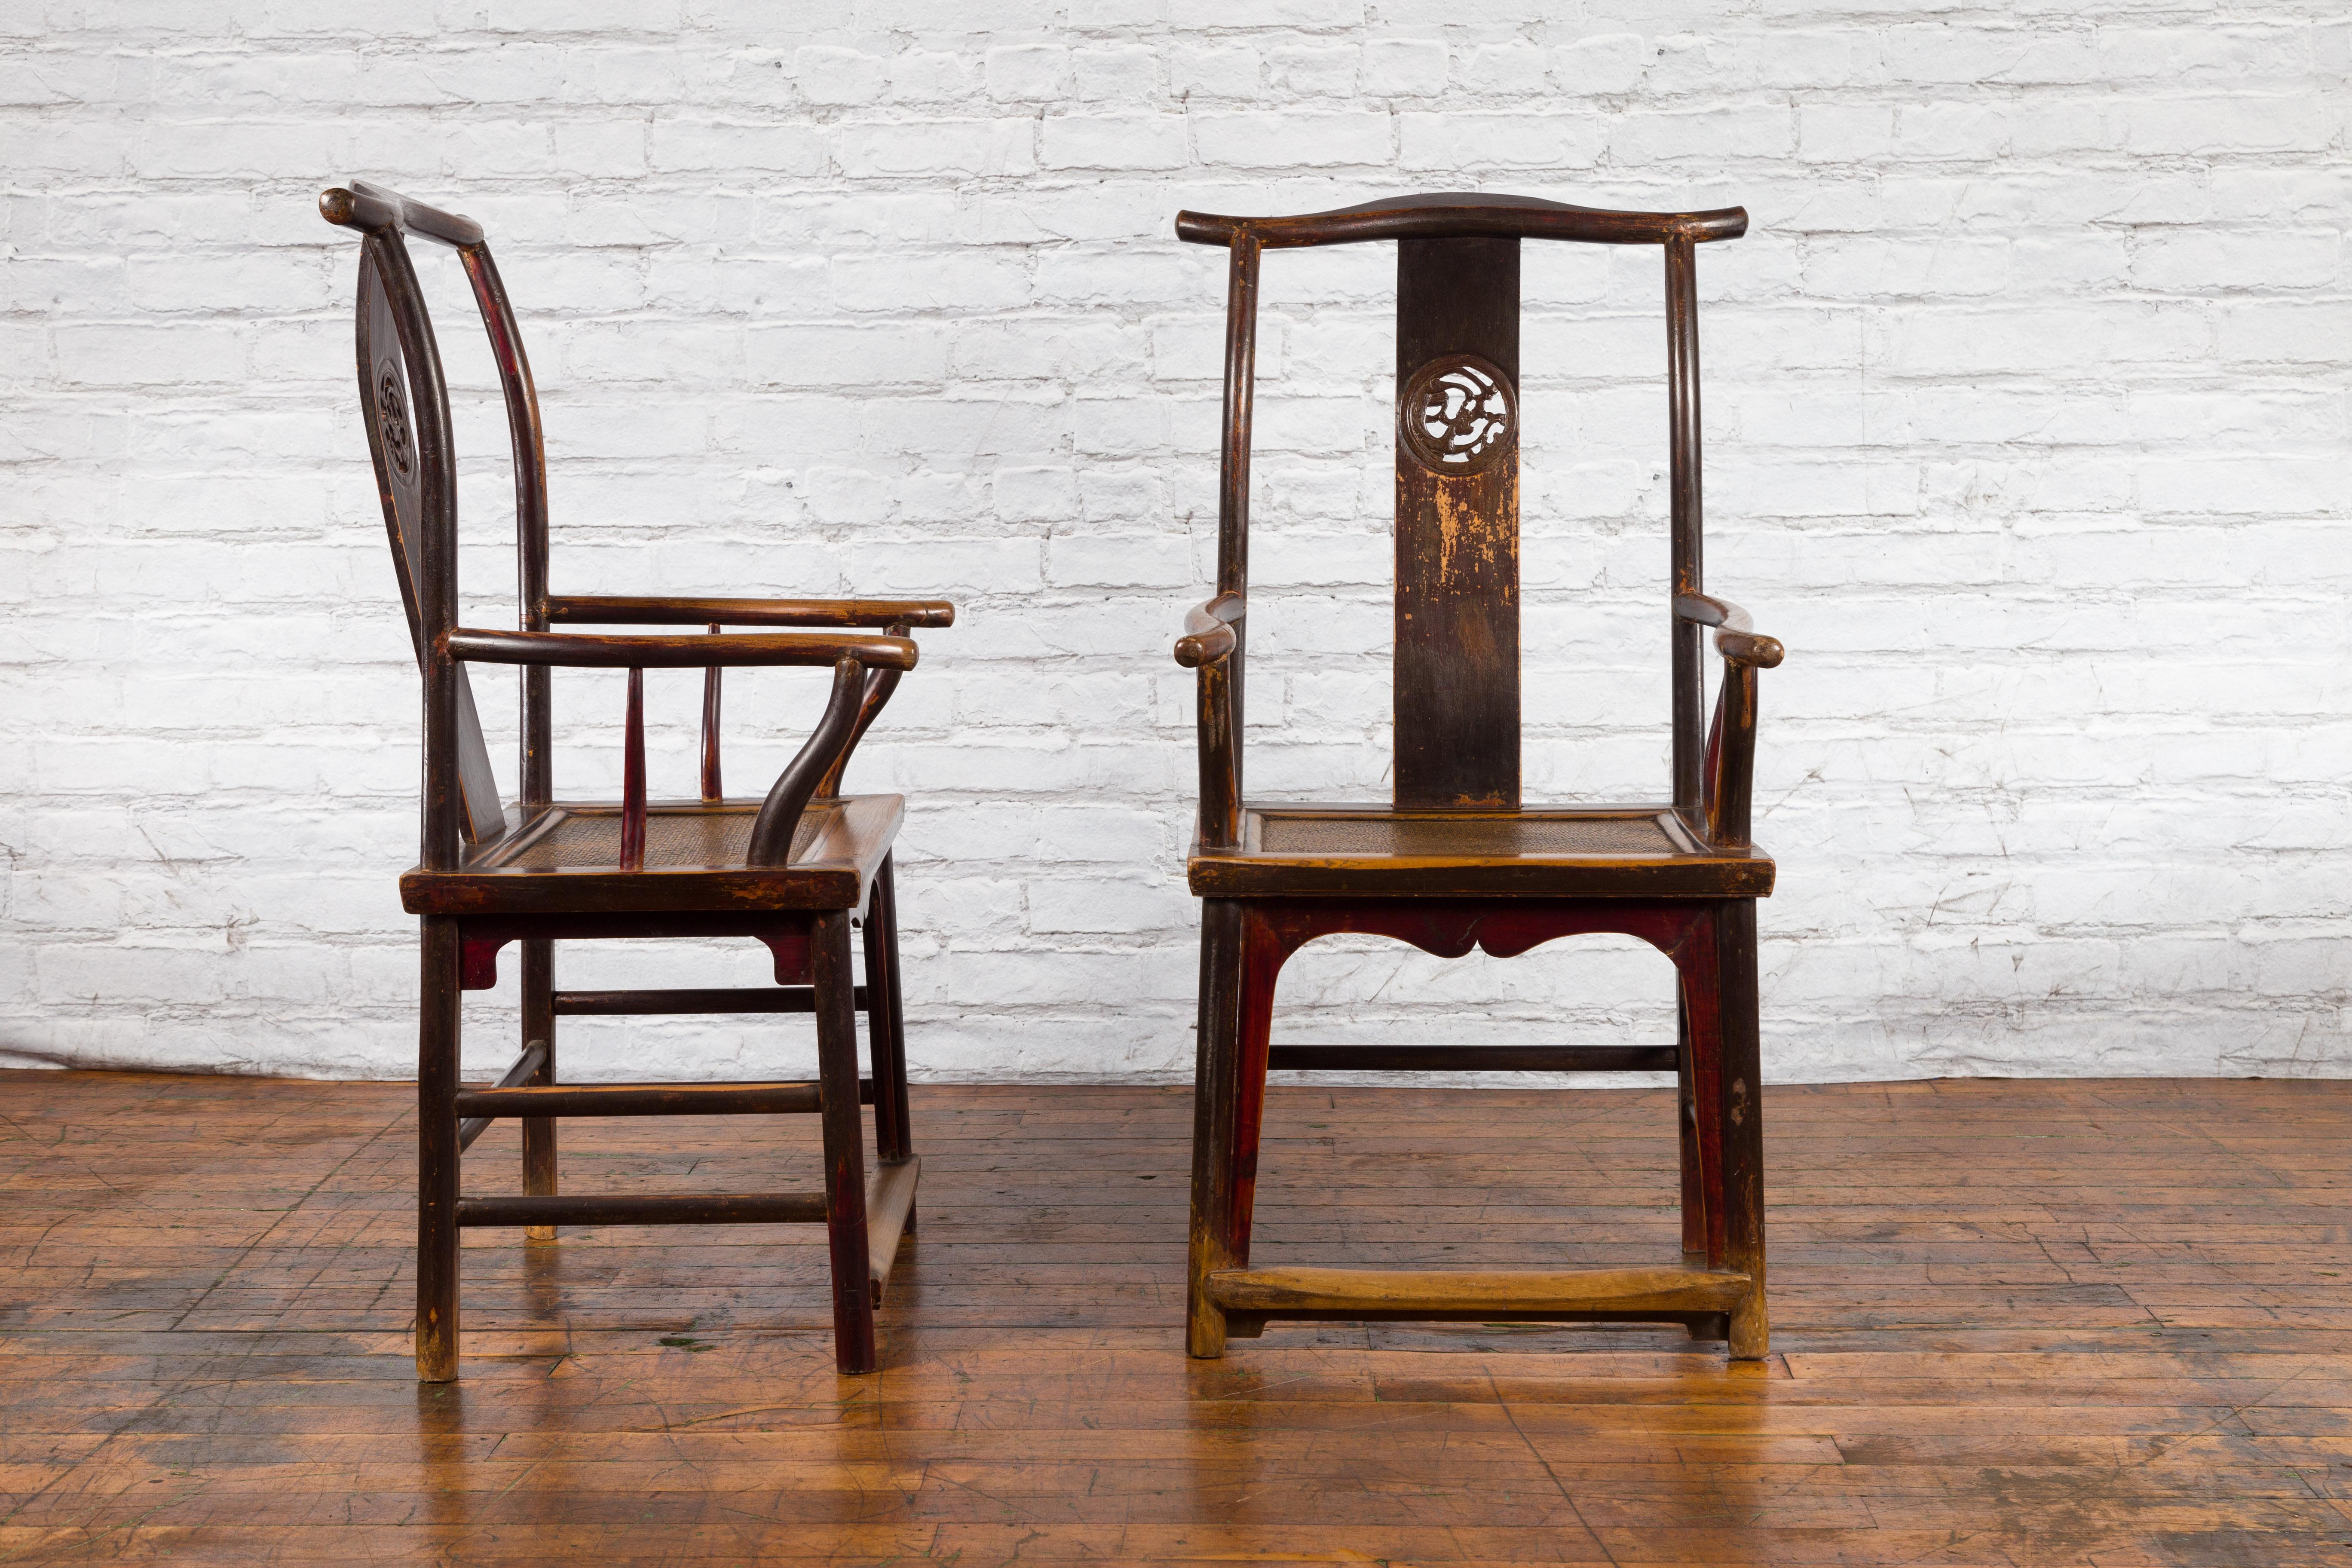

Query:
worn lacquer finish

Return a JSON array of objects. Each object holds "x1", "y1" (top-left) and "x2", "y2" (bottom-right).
[
  {"x1": 1171, "y1": 192, "x2": 1784, "y2": 1360},
  {"x1": 321, "y1": 182, "x2": 947, "y2": 1380}
]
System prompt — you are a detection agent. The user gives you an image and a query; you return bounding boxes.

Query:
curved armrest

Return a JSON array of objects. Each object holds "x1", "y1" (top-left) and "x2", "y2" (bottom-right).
[
  {"x1": 1673, "y1": 592, "x2": 1785, "y2": 670},
  {"x1": 1174, "y1": 593, "x2": 1245, "y2": 668},
  {"x1": 546, "y1": 594, "x2": 956, "y2": 631},
  {"x1": 443, "y1": 628, "x2": 918, "y2": 671}
]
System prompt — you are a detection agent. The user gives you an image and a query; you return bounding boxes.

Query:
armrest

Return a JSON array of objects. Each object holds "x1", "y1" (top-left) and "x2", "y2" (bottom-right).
[
  {"x1": 1674, "y1": 592, "x2": 1785, "y2": 670},
  {"x1": 546, "y1": 594, "x2": 955, "y2": 631},
  {"x1": 443, "y1": 628, "x2": 918, "y2": 671},
  {"x1": 1174, "y1": 592, "x2": 1245, "y2": 668}
]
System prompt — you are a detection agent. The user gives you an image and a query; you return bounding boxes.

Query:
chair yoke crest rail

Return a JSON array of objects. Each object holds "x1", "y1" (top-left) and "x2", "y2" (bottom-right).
[
  {"x1": 1170, "y1": 191, "x2": 1786, "y2": 1360},
  {"x1": 321, "y1": 180, "x2": 949, "y2": 1381}
]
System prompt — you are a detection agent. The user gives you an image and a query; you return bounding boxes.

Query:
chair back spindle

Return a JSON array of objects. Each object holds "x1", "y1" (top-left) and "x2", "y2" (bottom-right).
[
  {"x1": 1666, "y1": 234, "x2": 1706, "y2": 820},
  {"x1": 700, "y1": 626, "x2": 725, "y2": 802}
]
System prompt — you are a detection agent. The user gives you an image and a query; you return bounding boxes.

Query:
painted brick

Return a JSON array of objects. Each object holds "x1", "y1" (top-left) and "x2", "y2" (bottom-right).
[
  {"x1": 1360, "y1": 38, "x2": 1446, "y2": 98},
  {"x1": 833, "y1": 118, "x2": 1037, "y2": 179},
  {"x1": 1398, "y1": 111, "x2": 1598, "y2": 171},
  {"x1": 985, "y1": 45, "x2": 1070, "y2": 103},
  {"x1": 1070, "y1": 46, "x2": 1155, "y2": 104},
  {"x1": 1190, "y1": 110, "x2": 1389, "y2": 168},
  {"x1": 1040, "y1": 113, "x2": 1189, "y2": 172},
  {"x1": 794, "y1": 47, "x2": 888, "y2": 108},
  {"x1": 0, "y1": 7, "x2": 2342, "y2": 1092}
]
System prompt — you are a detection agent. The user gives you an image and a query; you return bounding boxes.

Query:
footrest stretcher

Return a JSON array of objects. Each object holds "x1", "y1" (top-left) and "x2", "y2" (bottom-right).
[{"x1": 1204, "y1": 1264, "x2": 1750, "y2": 1329}]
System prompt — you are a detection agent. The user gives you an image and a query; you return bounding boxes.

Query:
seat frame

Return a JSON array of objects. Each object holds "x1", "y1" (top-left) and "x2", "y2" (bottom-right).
[
  {"x1": 1170, "y1": 193, "x2": 1787, "y2": 1360},
  {"x1": 321, "y1": 181, "x2": 952, "y2": 1379}
]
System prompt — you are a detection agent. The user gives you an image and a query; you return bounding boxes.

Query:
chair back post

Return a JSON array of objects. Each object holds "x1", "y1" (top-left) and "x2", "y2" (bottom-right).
[
  {"x1": 1665, "y1": 233, "x2": 1706, "y2": 824},
  {"x1": 327, "y1": 184, "x2": 510, "y2": 861},
  {"x1": 355, "y1": 227, "x2": 468, "y2": 871},
  {"x1": 454, "y1": 241, "x2": 554, "y2": 808},
  {"x1": 1213, "y1": 232, "x2": 1261, "y2": 827}
]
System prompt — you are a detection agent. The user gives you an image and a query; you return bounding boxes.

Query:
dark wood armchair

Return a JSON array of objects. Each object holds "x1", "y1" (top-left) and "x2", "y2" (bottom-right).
[
  {"x1": 319, "y1": 182, "x2": 953, "y2": 1380},
  {"x1": 1173, "y1": 193, "x2": 1785, "y2": 1360}
]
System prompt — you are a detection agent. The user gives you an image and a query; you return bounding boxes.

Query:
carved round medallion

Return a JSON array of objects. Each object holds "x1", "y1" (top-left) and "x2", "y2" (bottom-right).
[
  {"x1": 1399, "y1": 354, "x2": 1515, "y2": 476},
  {"x1": 375, "y1": 364, "x2": 413, "y2": 479}
]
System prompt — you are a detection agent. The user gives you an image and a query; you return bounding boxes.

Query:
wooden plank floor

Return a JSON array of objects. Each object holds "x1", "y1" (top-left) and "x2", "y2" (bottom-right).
[{"x1": 0, "y1": 1072, "x2": 2348, "y2": 1565}]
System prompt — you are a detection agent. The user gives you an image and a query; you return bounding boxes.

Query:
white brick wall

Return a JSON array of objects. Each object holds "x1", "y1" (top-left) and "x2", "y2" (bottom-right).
[{"x1": 3, "y1": 3, "x2": 2347, "y2": 1085}]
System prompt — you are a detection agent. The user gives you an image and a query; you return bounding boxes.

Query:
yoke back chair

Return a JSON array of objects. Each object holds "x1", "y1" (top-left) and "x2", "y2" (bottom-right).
[
  {"x1": 320, "y1": 181, "x2": 954, "y2": 1379},
  {"x1": 1172, "y1": 193, "x2": 1786, "y2": 1360}
]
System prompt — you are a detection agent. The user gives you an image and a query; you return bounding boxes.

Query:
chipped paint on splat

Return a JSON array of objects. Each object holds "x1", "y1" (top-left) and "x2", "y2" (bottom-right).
[{"x1": 1428, "y1": 470, "x2": 1516, "y2": 594}]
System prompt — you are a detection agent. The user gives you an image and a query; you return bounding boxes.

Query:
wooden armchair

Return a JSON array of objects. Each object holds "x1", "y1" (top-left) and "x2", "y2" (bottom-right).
[
  {"x1": 319, "y1": 182, "x2": 953, "y2": 1379},
  {"x1": 1173, "y1": 193, "x2": 1785, "y2": 1359}
]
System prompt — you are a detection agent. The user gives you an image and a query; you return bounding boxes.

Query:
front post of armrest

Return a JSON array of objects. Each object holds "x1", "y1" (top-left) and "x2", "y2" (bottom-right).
[
  {"x1": 1176, "y1": 596, "x2": 1245, "y2": 851},
  {"x1": 815, "y1": 623, "x2": 909, "y2": 800},
  {"x1": 1196, "y1": 656, "x2": 1240, "y2": 850},
  {"x1": 1704, "y1": 662, "x2": 1760, "y2": 852},
  {"x1": 1680, "y1": 592, "x2": 1783, "y2": 852},
  {"x1": 747, "y1": 656, "x2": 869, "y2": 867}
]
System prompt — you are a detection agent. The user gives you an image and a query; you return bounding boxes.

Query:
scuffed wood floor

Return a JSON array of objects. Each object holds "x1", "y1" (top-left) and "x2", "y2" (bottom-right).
[{"x1": 1, "y1": 1071, "x2": 2349, "y2": 1565}]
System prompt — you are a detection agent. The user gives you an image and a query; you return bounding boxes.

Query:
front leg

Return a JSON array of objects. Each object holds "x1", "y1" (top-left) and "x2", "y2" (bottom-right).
[
  {"x1": 1188, "y1": 900, "x2": 1248, "y2": 1357},
  {"x1": 416, "y1": 916, "x2": 463, "y2": 1383},
  {"x1": 813, "y1": 910, "x2": 876, "y2": 1374}
]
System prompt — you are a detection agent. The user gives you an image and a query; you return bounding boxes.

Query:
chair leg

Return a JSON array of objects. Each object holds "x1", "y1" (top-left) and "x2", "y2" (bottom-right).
[
  {"x1": 416, "y1": 916, "x2": 462, "y2": 1383},
  {"x1": 814, "y1": 909, "x2": 876, "y2": 1374},
  {"x1": 1675, "y1": 992, "x2": 1706, "y2": 1268},
  {"x1": 862, "y1": 856, "x2": 912, "y2": 1168},
  {"x1": 1678, "y1": 920, "x2": 1730, "y2": 1272},
  {"x1": 520, "y1": 938, "x2": 557, "y2": 1242},
  {"x1": 1188, "y1": 900, "x2": 1277, "y2": 1359},
  {"x1": 1714, "y1": 899, "x2": 1770, "y2": 1360}
]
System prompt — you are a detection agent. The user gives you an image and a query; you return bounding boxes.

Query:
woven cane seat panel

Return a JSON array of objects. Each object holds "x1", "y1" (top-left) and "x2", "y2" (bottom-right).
[
  {"x1": 1255, "y1": 813, "x2": 1683, "y2": 859},
  {"x1": 493, "y1": 808, "x2": 827, "y2": 871}
]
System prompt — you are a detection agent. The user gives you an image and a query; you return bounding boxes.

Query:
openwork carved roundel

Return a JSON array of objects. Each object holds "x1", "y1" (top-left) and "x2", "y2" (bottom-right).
[
  {"x1": 1399, "y1": 354, "x2": 1515, "y2": 476},
  {"x1": 375, "y1": 364, "x2": 413, "y2": 479}
]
